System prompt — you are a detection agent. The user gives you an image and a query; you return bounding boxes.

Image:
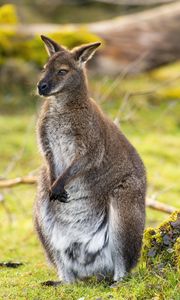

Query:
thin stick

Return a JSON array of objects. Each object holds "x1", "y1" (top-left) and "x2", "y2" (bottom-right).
[
  {"x1": 0, "y1": 176, "x2": 37, "y2": 188},
  {"x1": 146, "y1": 198, "x2": 175, "y2": 214}
]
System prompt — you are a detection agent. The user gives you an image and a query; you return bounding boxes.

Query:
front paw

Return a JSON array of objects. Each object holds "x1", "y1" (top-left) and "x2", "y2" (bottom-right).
[{"x1": 49, "y1": 187, "x2": 69, "y2": 203}]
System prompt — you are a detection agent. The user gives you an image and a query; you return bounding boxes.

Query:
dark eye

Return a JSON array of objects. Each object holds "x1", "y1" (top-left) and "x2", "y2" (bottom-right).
[{"x1": 58, "y1": 69, "x2": 68, "y2": 75}]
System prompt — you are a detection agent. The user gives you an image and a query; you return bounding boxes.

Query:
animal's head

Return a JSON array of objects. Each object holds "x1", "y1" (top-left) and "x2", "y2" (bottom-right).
[{"x1": 37, "y1": 35, "x2": 101, "y2": 97}]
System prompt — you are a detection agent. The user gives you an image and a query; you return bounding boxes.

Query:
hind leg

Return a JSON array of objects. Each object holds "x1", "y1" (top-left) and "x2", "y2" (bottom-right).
[
  {"x1": 110, "y1": 225, "x2": 126, "y2": 282},
  {"x1": 110, "y1": 186, "x2": 145, "y2": 282}
]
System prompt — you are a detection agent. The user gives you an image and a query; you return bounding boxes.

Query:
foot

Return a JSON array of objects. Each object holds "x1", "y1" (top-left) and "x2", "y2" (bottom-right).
[{"x1": 41, "y1": 280, "x2": 62, "y2": 287}]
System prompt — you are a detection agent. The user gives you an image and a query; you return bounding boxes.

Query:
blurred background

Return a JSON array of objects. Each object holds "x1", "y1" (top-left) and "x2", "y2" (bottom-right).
[{"x1": 0, "y1": 0, "x2": 179, "y2": 295}]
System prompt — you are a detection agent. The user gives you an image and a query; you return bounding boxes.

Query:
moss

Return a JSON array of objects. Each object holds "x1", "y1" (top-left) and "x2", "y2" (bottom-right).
[
  {"x1": 174, "y1": 237, "x2": 180, "y2": 271},
  {"x1": 0, "y1": 4, "x2": 19, "y2": 24},
  {"x1": 0, "y1": 28, "x2": 17, "y2": 57},
  {"x1": 157, "y1": 86, "x2": 180, "y2": 100},
  {"x1": 151, "y1": 62, "x2": 180, "y2": 81},
  {"x1": 22, "y1": 29, "x2": 103, "y2": 66},
  {"x1": 0, "y1": 27, "x2": 102, "y2": 67},
  {"x1": 143, "y1": 211, "x2": 180, "y2": 270},
  {"x1": 150, "y1": 61, "x2": 180, "y2": 100},
  {"x1": 143, "y1": 228, "x2": 157, "y2": 249},
  {"x1": 48, "y1": 28, "x2": 103, "y2": 49},
  {"x1": 0, "y1": 3, "x2": 103, "y2": 68},
  {"x1": 0, "y1": 3, "x2": 102, "y2": 66}
]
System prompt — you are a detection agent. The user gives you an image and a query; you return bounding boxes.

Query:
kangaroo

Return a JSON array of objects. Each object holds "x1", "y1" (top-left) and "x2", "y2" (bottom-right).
[{"x1": 34, "y1": 35, "x2": 146, "y2": 286}]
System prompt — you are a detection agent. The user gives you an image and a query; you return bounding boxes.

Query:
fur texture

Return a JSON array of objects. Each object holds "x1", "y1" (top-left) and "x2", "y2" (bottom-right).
[{"x1": 34, "y1": 36, "x2": 146, "y2": 284}]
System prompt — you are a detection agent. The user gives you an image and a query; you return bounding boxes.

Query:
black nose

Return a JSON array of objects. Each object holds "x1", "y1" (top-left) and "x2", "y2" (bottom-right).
[{"x1": 38, "y1": 82, "x2": 49, "y2": 95}]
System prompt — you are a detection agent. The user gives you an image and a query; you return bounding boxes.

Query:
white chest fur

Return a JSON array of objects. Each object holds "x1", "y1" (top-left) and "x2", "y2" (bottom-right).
[{"x1": 47, "y1": 126, "x2": 76, "y2": 178}]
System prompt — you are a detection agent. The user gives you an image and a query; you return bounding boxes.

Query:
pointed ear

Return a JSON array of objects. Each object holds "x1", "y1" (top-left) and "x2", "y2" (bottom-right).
[
  {"x1": 41, "y1": 35, "x2": 65, "y2": 56},
  {"x1": 73, "y1": 42, "x2": 101, "y2": 65}
]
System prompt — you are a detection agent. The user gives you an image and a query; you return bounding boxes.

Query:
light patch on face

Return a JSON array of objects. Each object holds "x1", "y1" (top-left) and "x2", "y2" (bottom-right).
[
  {"x1": 54, "y1": 62, "x2": 70, "y2": 71},
  {"x1": 48, "y1": 85, "x2": 62, "y2": 95},
  {"x1": 59, "y1": 64, "x2": 69, "y2": 71}
]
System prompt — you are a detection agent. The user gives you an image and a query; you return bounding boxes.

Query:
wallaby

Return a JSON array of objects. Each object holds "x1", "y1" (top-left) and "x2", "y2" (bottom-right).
[{"x1": 34, "y1": 35, "x2": 146, "y2": 286}]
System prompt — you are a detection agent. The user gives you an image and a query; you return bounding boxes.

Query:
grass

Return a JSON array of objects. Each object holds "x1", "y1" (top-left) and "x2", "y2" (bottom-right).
[{"x1": 0, "y1": 64, "x2": 180, "y2": 299}]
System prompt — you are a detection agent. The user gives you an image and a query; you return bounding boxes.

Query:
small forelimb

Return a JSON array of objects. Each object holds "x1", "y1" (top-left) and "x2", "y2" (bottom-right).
[{"x1": 50, "y1": 155, "x2": 89, "y2": 200}]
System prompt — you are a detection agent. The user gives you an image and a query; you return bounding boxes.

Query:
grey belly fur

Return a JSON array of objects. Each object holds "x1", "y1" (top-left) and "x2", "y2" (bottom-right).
[{"x1": 38, "y1": 190, "x2": 114, "y2": 281}]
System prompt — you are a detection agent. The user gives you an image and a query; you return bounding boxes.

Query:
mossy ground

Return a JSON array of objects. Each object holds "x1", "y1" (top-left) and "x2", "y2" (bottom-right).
[
  {"x1": 0, "y1": 61, "x2": 180, "y2": 299},
  {"x1": 143, "y1": 211, "x2": 180, "y2": 270}
]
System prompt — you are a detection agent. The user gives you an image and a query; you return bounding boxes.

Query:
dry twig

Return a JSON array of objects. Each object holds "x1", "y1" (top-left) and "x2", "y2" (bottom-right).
[
  {"x1": 146, "y1": 197, "x2": 175, "y2": 214},
  {"x1": 0, "y1": 176, "x2": 37, "y2": 188}
]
